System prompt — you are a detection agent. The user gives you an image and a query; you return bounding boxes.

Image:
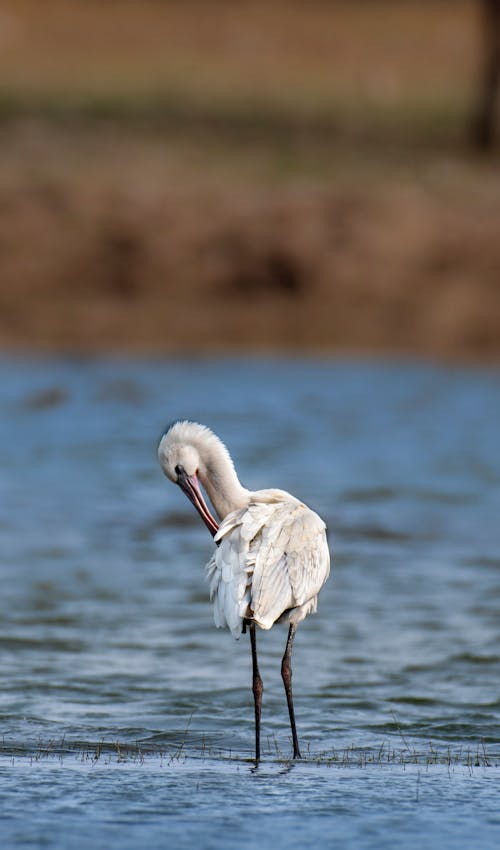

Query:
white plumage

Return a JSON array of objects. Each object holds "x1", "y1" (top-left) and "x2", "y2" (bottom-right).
[
  {"x1": 158, "y1": 419, "x2": 331, "y2": 762},
  {"x1": 207, "y1": 490, "x2": 329, "y2": 637}
]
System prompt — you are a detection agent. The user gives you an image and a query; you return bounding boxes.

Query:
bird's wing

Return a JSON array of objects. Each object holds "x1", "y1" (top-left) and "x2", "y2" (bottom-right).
[
  {"x1": 206, "y1": 501, "x2": 276, "y2": 638},
  {"x1": 250, "y1": 501, "x2": 330, "y2": 629},
  {"x1": 207, "y1": 493, "x2": 330, "y2": 636}
]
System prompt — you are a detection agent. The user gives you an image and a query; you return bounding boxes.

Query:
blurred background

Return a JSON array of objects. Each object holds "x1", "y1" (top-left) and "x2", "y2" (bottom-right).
[
  {"x1": 0, "y1": 0, "x2": 499, "y2": 361},
  {"x1": 2, "y1": 6, "x2": 500, "y2": 844}
]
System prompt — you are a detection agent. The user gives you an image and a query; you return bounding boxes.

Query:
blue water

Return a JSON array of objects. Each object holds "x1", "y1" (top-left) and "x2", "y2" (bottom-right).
[{"x1": 1, "y1": 356, "x2": 499, "y2": 848}]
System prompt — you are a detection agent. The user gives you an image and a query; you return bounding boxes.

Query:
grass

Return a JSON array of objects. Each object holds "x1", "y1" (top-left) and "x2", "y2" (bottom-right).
[
  {"x1": 0, "y1": 0, "x2": 480, "y2": 145},
  {"x1": 0, "y1": 86, "x2": 472, "y2": 149},
  {"x1": 1, "y1": 734, "x2": 497, "y2": 770}
]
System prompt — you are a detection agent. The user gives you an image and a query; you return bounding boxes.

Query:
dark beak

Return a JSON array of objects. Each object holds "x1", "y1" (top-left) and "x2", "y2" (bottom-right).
[{"x1": 177, "y1": 469, "x2": 219, "y2": 538}]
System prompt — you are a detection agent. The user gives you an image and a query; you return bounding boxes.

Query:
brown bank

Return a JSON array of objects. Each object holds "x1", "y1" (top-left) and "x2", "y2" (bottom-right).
[
  {"x1": 1, "y1": 0, "x2": 499, "y2": 362},
  {"x1": 1, "y1": 131, "x2": 500, "y2": 362}
]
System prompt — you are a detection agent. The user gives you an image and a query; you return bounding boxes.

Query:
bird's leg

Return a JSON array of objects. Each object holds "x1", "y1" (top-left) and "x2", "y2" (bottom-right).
[
  {"x1": 249, "y1": 620, "x2": 263, "y2": 763},
  {"x1": 281, "y1": 623, "x2": 302, "y2": 759}
]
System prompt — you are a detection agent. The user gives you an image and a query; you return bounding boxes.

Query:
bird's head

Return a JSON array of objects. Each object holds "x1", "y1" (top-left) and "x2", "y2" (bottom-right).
[{"x1": 158, "y1": 421, "x2": 219, "y2": 537}]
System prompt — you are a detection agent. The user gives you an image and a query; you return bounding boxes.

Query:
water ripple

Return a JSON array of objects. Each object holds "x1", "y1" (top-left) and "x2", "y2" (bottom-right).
[{"x1": 1, "y1": 357, "x2": 500, "y2": 849}]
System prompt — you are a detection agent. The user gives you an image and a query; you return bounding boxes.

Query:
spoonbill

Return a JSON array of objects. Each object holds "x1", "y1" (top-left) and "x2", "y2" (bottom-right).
[{"x1": 158, "y1": 420, "x2": 330, "y2": 762}]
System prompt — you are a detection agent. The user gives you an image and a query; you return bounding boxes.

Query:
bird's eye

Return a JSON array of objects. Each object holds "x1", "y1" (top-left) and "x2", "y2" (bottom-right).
[{"x1": 175, "y1": 464, "x2": 184, "y2": 476}]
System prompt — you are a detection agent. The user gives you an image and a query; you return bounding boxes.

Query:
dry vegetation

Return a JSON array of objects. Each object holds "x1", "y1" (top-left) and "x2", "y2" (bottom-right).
[{"x1": 0, "y1": 0, "x2": 499, "y2": 359}]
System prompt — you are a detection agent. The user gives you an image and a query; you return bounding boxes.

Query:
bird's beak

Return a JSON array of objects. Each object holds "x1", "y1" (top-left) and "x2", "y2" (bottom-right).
[{"x1": 176, "y1": 470, "x2": 219, "y2": 538}]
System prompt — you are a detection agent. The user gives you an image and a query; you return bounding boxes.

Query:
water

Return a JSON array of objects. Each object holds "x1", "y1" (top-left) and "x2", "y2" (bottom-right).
[{"x1": 1, "y1": 356, "x2": 499, "y2": 849}]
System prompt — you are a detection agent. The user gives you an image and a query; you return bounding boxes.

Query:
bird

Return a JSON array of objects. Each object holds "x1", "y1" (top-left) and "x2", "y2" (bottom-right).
[{"x1": 158, "y1": 420, "x2": 330, "y2": 763}]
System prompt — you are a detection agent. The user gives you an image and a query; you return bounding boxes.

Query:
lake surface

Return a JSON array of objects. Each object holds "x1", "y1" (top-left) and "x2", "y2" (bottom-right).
[{"x1": 1, "y1": 356, "x2": 499, "y2": 849}]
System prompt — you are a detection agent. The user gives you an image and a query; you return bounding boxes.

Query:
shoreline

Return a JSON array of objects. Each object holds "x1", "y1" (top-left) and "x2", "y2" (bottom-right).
[{"x1": 1, "y1": 343, "x2": 498, "y2": 368}]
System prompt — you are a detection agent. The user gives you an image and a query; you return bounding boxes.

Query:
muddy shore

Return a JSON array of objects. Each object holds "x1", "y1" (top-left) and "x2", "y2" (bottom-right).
[{"x1": 1, "y1": 121, "x2": 499, "y2": 362}]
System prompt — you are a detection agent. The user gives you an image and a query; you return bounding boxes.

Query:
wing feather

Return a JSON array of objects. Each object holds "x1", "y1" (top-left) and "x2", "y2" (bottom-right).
[
  {"x1": 251, "y1": 502, "x2": 330, "y2": 629},
  {"x1": 206, "y1": 493, "x2": 330, "y2": 638}
]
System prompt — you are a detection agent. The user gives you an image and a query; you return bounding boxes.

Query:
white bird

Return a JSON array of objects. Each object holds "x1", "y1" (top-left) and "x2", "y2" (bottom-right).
[{"x1": 158, "y1": 420, "x2": 330, "y2": 762}]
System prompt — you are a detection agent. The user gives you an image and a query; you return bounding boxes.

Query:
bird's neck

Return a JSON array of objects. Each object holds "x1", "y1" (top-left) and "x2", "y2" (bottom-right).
[{"x1": 200, "y1": 440, "x2": 250, "y2": 520}]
